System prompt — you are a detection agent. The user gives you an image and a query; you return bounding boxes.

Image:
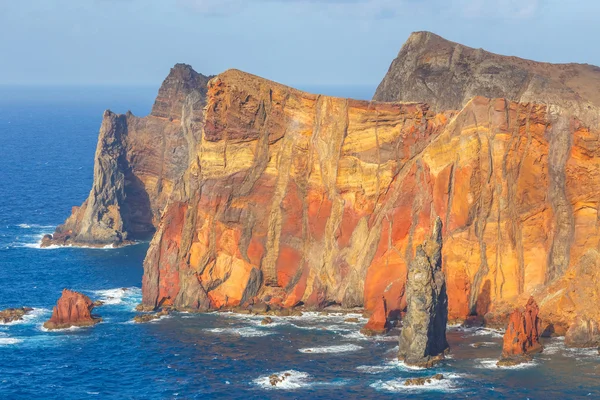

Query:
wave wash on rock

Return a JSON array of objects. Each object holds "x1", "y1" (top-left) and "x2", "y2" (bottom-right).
[{"x1": 50, "y1": 33, "x2": 600, "y2": 339}]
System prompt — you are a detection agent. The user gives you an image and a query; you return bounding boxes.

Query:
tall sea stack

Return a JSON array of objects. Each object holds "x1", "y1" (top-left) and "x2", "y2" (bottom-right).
[{"x1": 398, "y1": 217, "x2": 449, "y2": 368}]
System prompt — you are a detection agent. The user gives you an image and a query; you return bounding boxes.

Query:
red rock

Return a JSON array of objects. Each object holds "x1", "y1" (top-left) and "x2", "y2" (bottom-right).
[
  {"x1": 360, "y1": 296, "x2": 390, "y2": 336},
  {"x1": 498, "y1": 297, "x2": 542, "y2": 364},
  {"x1": 43, "y1": 289, "x2": 101, "y2": 330}
]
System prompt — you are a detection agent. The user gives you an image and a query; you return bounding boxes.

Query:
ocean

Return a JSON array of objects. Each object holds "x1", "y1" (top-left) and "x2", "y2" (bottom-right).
[{"x1": 1, "y1": 85, "x2": 599, "y2": 399}]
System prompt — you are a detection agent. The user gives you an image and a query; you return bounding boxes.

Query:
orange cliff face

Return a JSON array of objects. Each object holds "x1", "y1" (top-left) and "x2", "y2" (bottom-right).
[{"x1": 140, "y1": 68, "x2": 600, "y2": 332}]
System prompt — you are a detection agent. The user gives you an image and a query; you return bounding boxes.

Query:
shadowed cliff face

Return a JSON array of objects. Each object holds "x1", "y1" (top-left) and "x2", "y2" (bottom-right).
[
  {"x1": 140, "y1": 68, "x2": 600, "y2": 333},
  {"x1": 45, "y1": 64, "x2": 212, "y2": 247},
  {"x1": 374, "y1": 31, "x2": 600, "y2": 127}
]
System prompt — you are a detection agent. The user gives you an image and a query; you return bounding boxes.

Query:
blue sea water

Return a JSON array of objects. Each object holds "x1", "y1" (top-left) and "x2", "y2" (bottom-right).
[{"x1": 1, "y1": 86, "x2": 600, "y2": 399}]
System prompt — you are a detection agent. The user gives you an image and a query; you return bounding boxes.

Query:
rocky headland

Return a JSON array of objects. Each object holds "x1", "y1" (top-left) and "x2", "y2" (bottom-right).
[
  {"x1": 43, "y1": 289, "x2": 102, "y2": 330},
  {"x1": 45, "y1": 32, "x2": 600, "y2": 347}
]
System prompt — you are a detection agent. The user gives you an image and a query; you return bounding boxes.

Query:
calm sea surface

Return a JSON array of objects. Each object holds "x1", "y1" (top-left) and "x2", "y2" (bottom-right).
[{"x1": 0, "y1": 85, "x2": 599, "y2": 399}]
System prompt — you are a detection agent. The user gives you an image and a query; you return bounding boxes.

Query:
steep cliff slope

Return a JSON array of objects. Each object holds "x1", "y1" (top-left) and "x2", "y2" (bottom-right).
[
  {"x1": 47, "y1": 36, "x2": 600, "y2": 337},
  {"x1": 140, "y1": 69, "x2": 600, "y2": 336},
  {"x1": 43, "y1": 64, "x2": 213, "y2": 247},
  {"x1": 374, "y1": 31, "x2": 600, "y2": 127}
]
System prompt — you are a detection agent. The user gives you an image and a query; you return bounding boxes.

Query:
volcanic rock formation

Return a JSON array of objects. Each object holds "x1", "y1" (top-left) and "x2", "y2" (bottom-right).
[
  {"x1": 374, "y1": 31, "x2": 600, "y2": 127},
  {"x1": 49, "y1": 33, "x2": 600, "y2": 336},
  {"x1": 361, "y1": 297, "x2": 390, "y2": 336},
  {"x1": 398, "y1": 217, "x2": 449, "y2": 368},
  {"x1": 497, "y1": 297, "x2": 542, "y2": 366},
  {"x1": 42, "y1": 64, "x2": 213, "y2": 248},
  {"x1": 43, "y1": 289, "x2": 101, "y2": 330},
  {"x1": 0, "y1": 307, "x2": 33, "y2": 324}
]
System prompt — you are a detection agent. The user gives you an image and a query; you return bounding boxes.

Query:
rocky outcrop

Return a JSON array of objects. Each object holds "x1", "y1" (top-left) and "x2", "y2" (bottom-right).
[
  {"x1": 404, "y1": 374, "x2": 444, "y2": 386},
  {"x1": 374, "y1": 31, "x2": 600, "y2": 127},
  {"x1": 565, "y1": 318, "x2": 600, "y2": 348},
  {"x1": 42, "y1": 64, "x2": 213, "y2": 248},
  {"x1": 43, "y1": 289, "x2": 101, "y2": 330},
  {"x1": 497, "y1": 297, "x2": 542, "y2": 366},
  {"x1": 360, "y1": 297, "x2": 390, "y2": 336},
  {"x1": 398, "y1": 217, "x2": 449, "y2": 368},
  {"x1": 133, "y1": 309, "x2": 170, "y2": 324},
  {"x1": 0, "y1": 307, "x2": 33, "y2": 324}
]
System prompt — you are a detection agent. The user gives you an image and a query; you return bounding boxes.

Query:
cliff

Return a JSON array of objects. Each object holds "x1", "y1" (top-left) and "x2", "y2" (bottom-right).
[
  {"x1": 43, "y1": 64, "x2": 213, "y2": 247},
  {"x1": 48, "y1": 35, "x2": 600, "y2": 338},
  {"x1": 374, "y1": 31, "x2": 600, "y2": 127},
  {"x1": 140, "y1": 67, "x2": 600, "y2": 336}
]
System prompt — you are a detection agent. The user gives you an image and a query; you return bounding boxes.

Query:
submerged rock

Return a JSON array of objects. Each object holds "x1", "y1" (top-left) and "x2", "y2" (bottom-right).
[
  {"x1": 398, "y1": 217, "x2": 449, "y2": 368},
  {"x1": 43, "y1": 289, "x2": 101, "y2": 330},
  {"x1": 269, "y1": 372, "x2": 292, "y2": 387},
  {"x1": 133, "y1": 309, "x2": 170, "y2": 324},
  {"x1": 404, "y1": 374, "x2": 444, "y2": 386},
  {"x1": 261, "y1": 317, "x2": 273, "y2": 325},
  {"x1": 344, "y1": 317, "x2": 360, "y2": 323},
  {"x1": 497, "y1": 297, "x2": 543, "y2": 366},
  {"x1": 0, "y1": 307, "x2": 33, "y2": 324}
]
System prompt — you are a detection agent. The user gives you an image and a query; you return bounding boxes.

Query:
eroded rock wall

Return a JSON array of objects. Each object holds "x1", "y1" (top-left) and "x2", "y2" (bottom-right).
[
  {"x1": 140, "y1": 69, "x2": 600, "y2": 333},
  {"x1": 45, "y1": 64, "x2": 212, "y2": 247}
]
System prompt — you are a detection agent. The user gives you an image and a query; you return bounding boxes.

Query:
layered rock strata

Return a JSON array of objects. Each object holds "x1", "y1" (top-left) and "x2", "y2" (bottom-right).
[
  {"x1": 42, "y1": 64, "x2": 213, "y2": 247},
  {"x1": 497, "y1": 297, "x2": 543, "y2": 366},
  {"x1": 398, "y1": 217, "x2": 449, "y2": 368},
  {"x1": 43, "y1": 289, "x2": 101, "y2": 330}
]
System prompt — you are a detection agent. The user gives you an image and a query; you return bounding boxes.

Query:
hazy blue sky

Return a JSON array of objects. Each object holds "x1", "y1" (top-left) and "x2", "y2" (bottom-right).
[{"x1": 0, "y1": 0, "x2": 597, "y2": 87}]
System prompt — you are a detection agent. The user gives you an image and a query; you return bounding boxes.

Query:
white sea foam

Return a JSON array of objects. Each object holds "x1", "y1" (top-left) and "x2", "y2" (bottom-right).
[
  {"x1": 253, "y1": 370, "x2": 311, "y2": 390},
  {"x1": 475, "y1": 358, "x2": 538, "y2": 370},
  {"x1": 0, "y1": 337, "x2": 23, "y2": 345},
  {"x1": 91, "y1": 287, "x2": 141, "y2": 307},
  {"x1": 0, "y1": 308, "x2": 51, "y2": 326},
  {"x1": 39, "y1": 324, "x2": 83, "y2": 333},
  {"x1": 341, "y1": 331, "x2": 397, "y2": 342},
  {"x1": 370, "y1": 373, "x2": 462, "y2": 393},
  {"x1": 456, "y1": 326, "x2": 504, "y2": 338},
  {"x1": 385, "y1": 359, "x2": 428, "y2": 371},
  {"x1": 205, "y1": 327, "x2": 273, "y2": 338},
  {"x1": 16, "y1": 224, "x2": 55, "y2": 229},
  {"x1": 356, "y1": 365, "x2": 396, "y2": 374},
  {"x1": 298, "y1": 344, "x2": 362, "y2": 354}
]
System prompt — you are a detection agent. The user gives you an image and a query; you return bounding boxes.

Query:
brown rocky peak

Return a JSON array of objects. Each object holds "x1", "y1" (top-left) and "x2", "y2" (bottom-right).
[
  {"x1": 43, "y1": 289, "x2": 102, "y2": 330},
  {"x1": 497, "y1": 297, "x2": 543, "y2": 366},
  {"x1": 374, "y1": 31, "x2": 600, "y2": 126},
  {"x1": 150, "y1": 63, "x2": 214, "y2": 120}
]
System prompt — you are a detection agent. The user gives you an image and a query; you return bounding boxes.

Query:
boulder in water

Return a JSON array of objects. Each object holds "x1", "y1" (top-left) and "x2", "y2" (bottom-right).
[
  {"x1": 43, "y1": 289, "x2": 101, "y2": 330},
  {"x1": 497, "y1": 297, "x2": 542, "y2": 366},
  {"x1": 0, "y1": 307, "x2": 33, "y2": 324}
]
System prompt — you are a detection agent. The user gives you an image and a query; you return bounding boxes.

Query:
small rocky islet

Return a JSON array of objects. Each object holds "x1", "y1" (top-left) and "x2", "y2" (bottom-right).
[{"x1": 15, "y1": 30, "x2": 600, "y2": 390}]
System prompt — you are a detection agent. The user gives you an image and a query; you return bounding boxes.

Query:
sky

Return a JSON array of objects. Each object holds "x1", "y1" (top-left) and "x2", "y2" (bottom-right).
[{"x1": 0, "y1": 0, "x2": 598, "y2": 87}]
